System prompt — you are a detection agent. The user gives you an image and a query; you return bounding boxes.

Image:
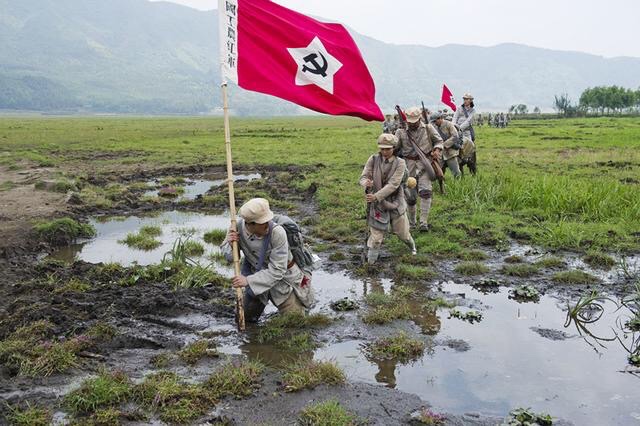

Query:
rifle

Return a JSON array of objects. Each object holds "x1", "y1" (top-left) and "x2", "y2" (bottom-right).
[
  {"x1": 422, "y1": 101, "x2": 446, "y2": 194},
  {"x1": 361, "y1": 187, "x2": 372, "y2": 264},
  {"x1": 394, "y1": 104, "x2": 436, "y2": 182}
]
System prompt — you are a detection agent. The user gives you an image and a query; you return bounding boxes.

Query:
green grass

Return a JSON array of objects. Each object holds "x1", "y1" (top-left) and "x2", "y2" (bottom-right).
[
  {"x1": 365, "y1": 332, "x2": 425, "y2": 363},
  {"x1": 135, "y1": 371, "x2": 213, "y2": 424},
  {"x1": 257, "y1": 312, "x2": 332, "y2": 342},
  {"x1": 65, "y1": 371, "x2": 132, "y2": 414},
  {"x1": 139, "y1": 225, "x2": 162, "y2": 237},
  {"x1": 3, "y1": 116, "x2": 640, "y2": 255},
  {"x1": 583, "y1": 251, "x2": 617, "y2": 270},
  {"x1": 203, "y1": 229, "x2": 227, "y2": 245},
  {"x1": 362, "y1": 290, "x2": 413, "y2": 325},
  {"x1": 282, "y1": 360, "x2": 346, "y2": 392},
  {"x1": 504, "y1": 255, "x2": 525, "y2": 263},
  {"x1": 500, "y1": 263, "x2": 540, "y2": 277},
  {"x1": 553, "y1": 270, "x2": 600, "y2": 284},
  {"x1": 0, "y1": 320, "x2": 90, "y2": 377},
  {"x1": 395, "y1": 263, "x2": 436, "y2": 281},
  {"x1": 423, "y1": 297, "x2": 456, "y2": 311},
  {"x1": 53, "y1": 278, "x2": 91, "y2": 294},
  {"x1": 460, "y1": 249, "x2": 489, "y2": 261},
  {"x1": 204, "y1": 359, "x2": 265, "y2": 398},
  {"x1": 119, "y1": 225, "x2": 163, "y2": 250},
  {"x1": 182, "y1": 240, "x2": 205, "y2": 257},
  {"x1": 33, "y1": 218, "x2": 95, "y2": 245},
  {"x1": 298, "y1": 400, "x2": 358, "y2": 426},
  {"x1": 454, "y1": 261, "x2": 489, "y2": 276},
  {"x1": 177, "y1": 339, "x2": 219, "y2": 365},
  {"x1": 5, "y1": 403, "x2": 51, "y2": 426}
]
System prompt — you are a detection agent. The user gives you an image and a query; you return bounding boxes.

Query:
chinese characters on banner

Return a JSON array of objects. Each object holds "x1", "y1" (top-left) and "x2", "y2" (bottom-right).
[{"x1": 219, "y1": 0, "x2": 238, "y2": 84}]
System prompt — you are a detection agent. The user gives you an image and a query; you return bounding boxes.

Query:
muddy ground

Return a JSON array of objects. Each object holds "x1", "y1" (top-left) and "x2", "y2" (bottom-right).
[{"x1": 0, "y1": 162, "x2": 636, "y2": 425}]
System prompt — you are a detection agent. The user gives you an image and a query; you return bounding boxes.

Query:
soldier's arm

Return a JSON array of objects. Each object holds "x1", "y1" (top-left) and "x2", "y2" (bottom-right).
[
  {"x1": 442, "y1": 124, "x2": 459, "y2": 149},
  {"x1": 359, "y1": 155, "x2": 374, "y2": 188},
  {"x1": 427, "y1": 124, "x2": 444, "y2": 150},
  {"x1": 375, "y1": 160, "x2": 405, "y2": 202}
]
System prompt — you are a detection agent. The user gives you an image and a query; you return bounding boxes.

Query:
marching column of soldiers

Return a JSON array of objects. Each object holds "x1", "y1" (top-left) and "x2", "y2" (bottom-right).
[{"x1": 367, "y1": 94, "x2": 478, "y2": 264}]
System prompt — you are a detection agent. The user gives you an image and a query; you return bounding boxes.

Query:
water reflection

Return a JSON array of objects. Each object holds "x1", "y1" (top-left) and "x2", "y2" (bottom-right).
[{"x1": 144, "y1": 173, "x2": 261, "y2": 201}]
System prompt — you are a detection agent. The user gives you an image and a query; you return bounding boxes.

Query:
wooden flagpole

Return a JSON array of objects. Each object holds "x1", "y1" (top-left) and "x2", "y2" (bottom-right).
[{"x1": 222, "y1": 82, "x2": 245, "y2": 332}]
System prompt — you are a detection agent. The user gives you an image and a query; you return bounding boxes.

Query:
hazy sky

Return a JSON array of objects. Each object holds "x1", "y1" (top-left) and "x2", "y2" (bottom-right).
[{"x1": 151, "y1": 0, "x2": 638, "y2": 58}]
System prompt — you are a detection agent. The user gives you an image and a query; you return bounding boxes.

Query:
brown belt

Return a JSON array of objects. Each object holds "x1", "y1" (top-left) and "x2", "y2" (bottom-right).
[
  {"x1": 287, "y1": 260, "x2": 295, "y2": 269},
  {"x1": 405, "y1": 155, "x2": 419, "y2": 160}
]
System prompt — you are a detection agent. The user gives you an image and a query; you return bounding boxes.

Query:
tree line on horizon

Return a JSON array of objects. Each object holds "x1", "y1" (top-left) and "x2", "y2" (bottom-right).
[{"x1": 554, "y1": 86, "x2": 640, "y2": 117}]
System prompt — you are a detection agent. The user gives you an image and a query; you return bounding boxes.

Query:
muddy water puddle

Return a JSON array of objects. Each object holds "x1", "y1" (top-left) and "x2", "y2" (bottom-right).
[
  {"x1": 47, "y1": 214, "x2": 640, "y2": 424},
  {"x1": 223, "y1": 277, "x2": 639, "y2": 425},
  {"x1": 144, "y1": 173, "x2": 261, "y2": 201},
  {"x1": 50, "y1": 211, "x2": 233, "y2": 275}
]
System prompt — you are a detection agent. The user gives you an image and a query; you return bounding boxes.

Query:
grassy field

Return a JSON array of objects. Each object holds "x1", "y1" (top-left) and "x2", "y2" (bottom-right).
[{"x1": 1, "y1": 116, "x2": 639, "y2": 254}]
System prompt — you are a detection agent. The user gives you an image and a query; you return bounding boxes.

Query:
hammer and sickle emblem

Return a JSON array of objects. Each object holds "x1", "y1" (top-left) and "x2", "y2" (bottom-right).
[{"x1": 302, "y1": 52, "x2": 328, "y2": 77}]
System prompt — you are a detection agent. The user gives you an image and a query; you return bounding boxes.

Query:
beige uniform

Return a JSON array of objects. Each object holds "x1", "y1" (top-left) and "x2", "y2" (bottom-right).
[
  {"x1": 221, "y1": 219, "x2": 312, "y2": 321},
  {"x1": 394, "y1": 125, "x2": 443, "y2": 228},
  {"x1": 359, "y1": 154, "x2": 414, "y2": 253},
  {"x1": 434, "y1": 120, "x2": 462, "y2": 178}
]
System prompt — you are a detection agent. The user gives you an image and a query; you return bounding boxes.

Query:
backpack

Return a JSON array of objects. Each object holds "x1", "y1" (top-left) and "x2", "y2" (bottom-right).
[{"x1": 272, "y1": 214, "x2": 320, "y2": 275}]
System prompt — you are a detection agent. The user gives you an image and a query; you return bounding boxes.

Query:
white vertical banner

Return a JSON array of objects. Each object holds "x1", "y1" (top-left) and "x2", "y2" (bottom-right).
[{"x1": 218, "y1": 0, "x2": 239, "y2": 84}]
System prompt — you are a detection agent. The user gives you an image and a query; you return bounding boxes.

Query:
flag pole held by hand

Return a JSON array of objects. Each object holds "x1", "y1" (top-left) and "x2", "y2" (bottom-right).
[{"x1": 222, "y1": 83, "x2": 245, "y2": 332}]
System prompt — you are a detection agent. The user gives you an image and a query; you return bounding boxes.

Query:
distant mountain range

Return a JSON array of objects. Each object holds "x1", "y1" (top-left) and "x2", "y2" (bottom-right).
[{"x1": 1, "y1": 0, "x2": 639, "y2": 115}]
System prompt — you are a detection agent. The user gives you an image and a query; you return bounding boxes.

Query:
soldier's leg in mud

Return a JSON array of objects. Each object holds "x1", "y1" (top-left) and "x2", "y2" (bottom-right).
[
  {"x1": 417, "y1": 174, "x2": 433, "y2": 231},
  {"x1": 446, "y1": 157, "x2": 461, "y2": 178},
  {"x1": 391, "y1": 213, "x2": 416, "y2": 255},
  {"x1": 367, "y1": 226, "x2": 384, "y2": 264},
  {"x1": 276, "y1": 291, "x2": 305, "y2": 315},
  {"x1": 404, "y1": 159, "x2": 419, "y2": 228},
  {"x1": 405, "y1": 187, "x2": 418, "y2": 228},
  {"x1": 243, "y1": 286, "x2": 267, "y2": 323}
]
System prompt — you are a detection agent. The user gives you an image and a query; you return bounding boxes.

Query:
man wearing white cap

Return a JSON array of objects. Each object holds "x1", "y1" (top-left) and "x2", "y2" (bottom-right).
[
  {"x1": 221, "y1": 198, "x2": 313, "y2": 322},
  {"x1": 395, "y1": 106, "x2": 444, "y2": 231},
  {"x1": 359, "y1": 133, "x2": 417, "y2": 264},
  {"x1": 452, "y1": 93, "x2": 477, "y2": 175}
]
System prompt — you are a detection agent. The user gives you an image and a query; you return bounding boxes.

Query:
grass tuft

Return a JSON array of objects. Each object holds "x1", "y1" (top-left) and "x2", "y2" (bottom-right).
[
  {"x1": 298, "y1": 400, "x2": 358, "y2": 426},
  {"x1": 5, "y1": 403, "x2": 51, "y2": 426},
  {"x1": 583, "y1": 251, "x2": 617, "y2": 270},
  {"x1": 553, "y1": 270, "x2": 600, "y2": 284},
  {"x1": 500, "y1": 263, "x2": 539, "y2": 277},
  {"x1": 258, "y1": 312, "x2": 331, "y2": 343},
  {"x1": 534, "y1": 256, "x2": 566, "y2": 269},
  {"x1": 33, "y1": 218, "x2": 95, "y2": 245},
  {"x1": 282, "y1": 360, "x2": 345, "y2": 392},
  {"x1": 177, "y1": 340, "x2": 219, "y2": 365},
  {"x1": 203, "y1": 229, "x2": 227, "y2": 245},
  {"x1": 454, "y1": 261, "x2": 489, "y2": 276},
  {"x1": 204, "y1": 359, "x2": 265, "y2": 399},
  {"x1": 364, "y1": 332, "x2": 425, "y2": 363},
  {"x1": 65, "y1": 370, "x2": 132, "y2": 414},
  {"x1": 395, "y1": 263, "x2": 436, "y2": 281}
]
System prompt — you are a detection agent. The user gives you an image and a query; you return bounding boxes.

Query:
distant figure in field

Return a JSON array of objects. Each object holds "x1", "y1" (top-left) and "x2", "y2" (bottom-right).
[{"x1": 452, "y1": 93, "x2": 477, "y2": 176}]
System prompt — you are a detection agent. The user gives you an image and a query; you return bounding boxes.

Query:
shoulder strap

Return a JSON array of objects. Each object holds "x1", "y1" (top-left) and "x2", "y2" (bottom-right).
[
  {"x1": 255, "y1": 222, "x2": 274, "y2": 272},
  {"x1": 435, "y1": 123, "x2": 447, "y2": 141}
]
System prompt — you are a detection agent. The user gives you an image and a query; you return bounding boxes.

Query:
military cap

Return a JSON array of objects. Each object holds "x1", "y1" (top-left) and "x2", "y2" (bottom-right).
[
  {"x1": 463, "y1": 93, "x2": 474, "y2": 100},
  {"x1": 377, "y1": 133, "x2": 398, "y2": 149},
  {"x1": 404, "y1": 106, "x2": 422, "y2": 124}
]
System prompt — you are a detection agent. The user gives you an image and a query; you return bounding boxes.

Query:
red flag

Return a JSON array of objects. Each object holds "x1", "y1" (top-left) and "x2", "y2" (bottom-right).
[
  {"x1": 219, "y1": 0, "x2": 383, "y2": 121},
  {"x1": 441, "y1": 84, "x2": 457, "y2": 112}
]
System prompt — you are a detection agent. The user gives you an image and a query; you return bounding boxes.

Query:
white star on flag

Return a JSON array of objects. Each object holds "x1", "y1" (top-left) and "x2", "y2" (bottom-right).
[{"x1": 287, "y1": 36, "x2": 343, "y2": 94}]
